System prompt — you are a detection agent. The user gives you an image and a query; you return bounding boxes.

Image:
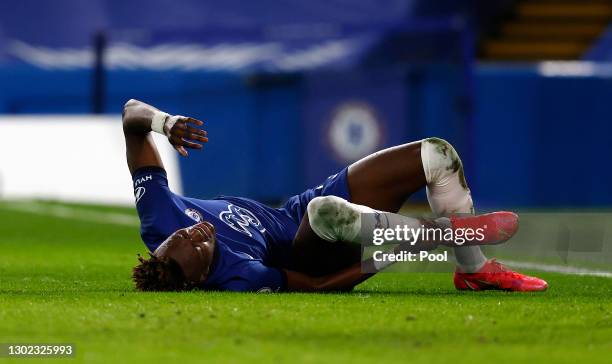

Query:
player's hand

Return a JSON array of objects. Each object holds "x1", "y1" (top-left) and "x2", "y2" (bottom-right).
[{"x1": 165, "y1": 115, "x2": 208, "y2": 157}]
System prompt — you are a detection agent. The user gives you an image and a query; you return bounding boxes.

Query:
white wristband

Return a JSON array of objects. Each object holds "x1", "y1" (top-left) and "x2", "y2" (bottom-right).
[{"x1": 151, "y1": 111, "x2": 170, "y2": 135}]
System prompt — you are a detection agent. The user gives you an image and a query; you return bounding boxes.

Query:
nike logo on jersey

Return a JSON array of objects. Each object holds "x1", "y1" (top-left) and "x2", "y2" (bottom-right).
[
  {"x1": 134, "y1": 187, "x2": 146, "y2": 203},
  {"x1": 219, "y1": 204, "x2": 266, "y2": 237}
]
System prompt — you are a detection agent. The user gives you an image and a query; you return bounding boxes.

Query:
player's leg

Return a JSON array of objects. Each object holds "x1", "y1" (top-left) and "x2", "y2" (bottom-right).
[
  {"x1": 347, "y1": 140, "x2": 425, "y2": 212},
  {"x1": 346, "y1": 138, "x2": 488, "y2": 273},
  {"x1": 306, "y1": 195, "x2": 517, "y2": 247},
  {"x1": 292, "y1": 138, "x2": 494, "y2": 276},
  {"x1": 291, "y1": 215, "x2": 362, "y2": 277},
  {"x1": 292, "y1": 193, "x2": 519, "y2": 277},
  {"x1": 293, "y1": 137, "x2": 546, "y2": 291},
  {"x1": 290, "y1": 141, "x2": 426, "y2": 277},
  {"x1": 345, "y1": 138, "x2": 547, "y2": 291}
]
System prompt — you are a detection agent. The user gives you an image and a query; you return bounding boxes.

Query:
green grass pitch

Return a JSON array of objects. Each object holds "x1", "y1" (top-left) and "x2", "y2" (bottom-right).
[{"x1": 0, "y1": 201, "x2": 611, "y2": 363}]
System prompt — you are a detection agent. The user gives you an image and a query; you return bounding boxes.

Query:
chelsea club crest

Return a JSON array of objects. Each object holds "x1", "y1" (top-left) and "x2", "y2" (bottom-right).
[
  {"x1": 184, "y1": 208, "x2": 203, "y2": 222},
  {"x1": 328, "y1": 102, "x2": 383, "y2": 163}
]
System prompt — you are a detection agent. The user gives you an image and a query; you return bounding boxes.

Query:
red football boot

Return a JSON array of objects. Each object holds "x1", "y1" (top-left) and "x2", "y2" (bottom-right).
[
  {"x1": 450, "y1": 211, "x2": 519, "y2": 245},
  {"x1": 454, "y1": 259, "x2": 548, "y2": 292}
]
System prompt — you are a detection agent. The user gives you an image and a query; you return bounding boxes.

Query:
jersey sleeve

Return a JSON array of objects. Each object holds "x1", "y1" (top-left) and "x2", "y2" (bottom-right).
[
  {"x1": 222, "y1": 260, "x2": 287, "y2": 292},
  {"x1": 132, "y1": 166, "x2": 183, "y2": 251}
]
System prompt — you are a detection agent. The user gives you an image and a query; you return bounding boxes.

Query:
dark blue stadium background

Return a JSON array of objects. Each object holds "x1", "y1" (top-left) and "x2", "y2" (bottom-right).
[{"x1": 1, "y1": 0, "x2": 611, "y2": 207}]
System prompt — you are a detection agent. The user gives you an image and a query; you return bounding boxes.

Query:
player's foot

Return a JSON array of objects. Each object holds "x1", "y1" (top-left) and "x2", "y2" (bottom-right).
[
  {"x1": 454, "y1": 259, "x2": 548, "y2": 292},
  {"x1": 450, "y1": 211, "x2": 519, "y2": 245}
]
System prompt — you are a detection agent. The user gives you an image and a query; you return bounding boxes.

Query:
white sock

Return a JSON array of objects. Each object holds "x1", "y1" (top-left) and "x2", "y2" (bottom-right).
[
  {"x1": 421, "y1": 138, "x2": 487, "y2": 273},
  {"x1": 307, "y1": 196, "x2": 423, "y2": 243},
  {"x1": 306, "y1": 195, "x2": 445, "y2": 246}
]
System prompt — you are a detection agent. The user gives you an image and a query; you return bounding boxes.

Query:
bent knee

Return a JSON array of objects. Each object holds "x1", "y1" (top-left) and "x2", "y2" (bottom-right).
[
  {"x1": 422, "y1": 138, "x2": 461, "y2": 164},
  {"x1": 307, "y1": 196, "x2": 346, "y2": 224},
  {"x1": 421, "y1": 137, "x2": 465, "y2": 184},
  {"x1": 306, "y1": 196, "x2": 360, "y2": 242},
  {"x1": 307, "y1": 196, "x2": 343, "y2": 241},
  {"x1": 422, "y1": 137, "x2": 463, "y2": 172}
]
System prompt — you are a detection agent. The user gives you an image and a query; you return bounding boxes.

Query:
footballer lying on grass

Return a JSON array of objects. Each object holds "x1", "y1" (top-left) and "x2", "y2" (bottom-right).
[{"x1": 124, "y1": 99, "x2": 547, "y2": 293}]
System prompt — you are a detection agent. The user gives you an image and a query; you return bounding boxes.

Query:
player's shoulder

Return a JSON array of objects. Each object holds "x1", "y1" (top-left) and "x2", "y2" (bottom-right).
[{"x1": 131, "y1": 165, "x2": 177, "y2": 209}]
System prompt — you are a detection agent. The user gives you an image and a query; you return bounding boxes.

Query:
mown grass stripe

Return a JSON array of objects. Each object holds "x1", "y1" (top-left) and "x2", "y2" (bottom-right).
[{"x1": 0, "y1": 201, "x2": 139, "y2": 226}]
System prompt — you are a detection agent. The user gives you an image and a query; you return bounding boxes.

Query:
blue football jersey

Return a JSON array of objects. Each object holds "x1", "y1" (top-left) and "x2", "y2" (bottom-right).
[{"x1": 132, "y1": 167, "x2": 299, "y2": 292}]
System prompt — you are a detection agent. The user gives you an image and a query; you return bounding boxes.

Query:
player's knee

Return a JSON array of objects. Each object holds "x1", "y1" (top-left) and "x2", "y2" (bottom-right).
[
  {"x1": 307, "y1": 196, "x2": 343, "y2": 227},
  {"x1": 421, "y1": 137, "x2": 464, "y2": 184},
  {"x1": 307, "y1": 196, "x2": 351, "y2": 242}
]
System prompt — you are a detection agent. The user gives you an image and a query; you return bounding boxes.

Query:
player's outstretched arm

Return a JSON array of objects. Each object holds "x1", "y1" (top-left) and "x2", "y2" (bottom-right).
[
  {"x1": 284, "y1": 265, "x2": 374, "y2": 292},
  {"x1": 122, "y1": 99, "x2": 208, "y2": 174}
]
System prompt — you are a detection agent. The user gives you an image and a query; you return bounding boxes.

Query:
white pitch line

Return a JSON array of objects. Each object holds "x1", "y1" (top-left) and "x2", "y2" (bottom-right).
[
  {"x1": 501, "y1": 259, "x2": 612, "y2": 278},
  {"x1": 0, "y1": 201, "x2": 139, "y2": 226}
]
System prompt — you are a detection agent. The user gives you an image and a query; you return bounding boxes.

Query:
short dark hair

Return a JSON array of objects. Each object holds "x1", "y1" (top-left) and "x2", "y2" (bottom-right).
[{"x1": 132, "y1": 254, "x2": 191, "y2": 291}]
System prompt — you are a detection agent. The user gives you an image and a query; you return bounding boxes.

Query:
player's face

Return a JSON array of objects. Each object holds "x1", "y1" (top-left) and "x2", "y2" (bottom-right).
[{"x1": 153, "y1": 222, "x2": 217, "y2": 285}]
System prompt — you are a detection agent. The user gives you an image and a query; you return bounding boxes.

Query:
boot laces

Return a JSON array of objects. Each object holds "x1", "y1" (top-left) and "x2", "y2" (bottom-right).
[{"x1": 487, "y1": 259, "x2": 522, "y2": 279}]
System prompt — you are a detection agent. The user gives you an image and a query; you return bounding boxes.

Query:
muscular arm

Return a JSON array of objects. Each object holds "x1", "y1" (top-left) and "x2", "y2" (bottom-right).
[
  {"x1": 122, "y1": 99, "x2": 207, "y2": 174},
  {"x1": 122, "y1": 99, "x2": 165, "y2": 174}
]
